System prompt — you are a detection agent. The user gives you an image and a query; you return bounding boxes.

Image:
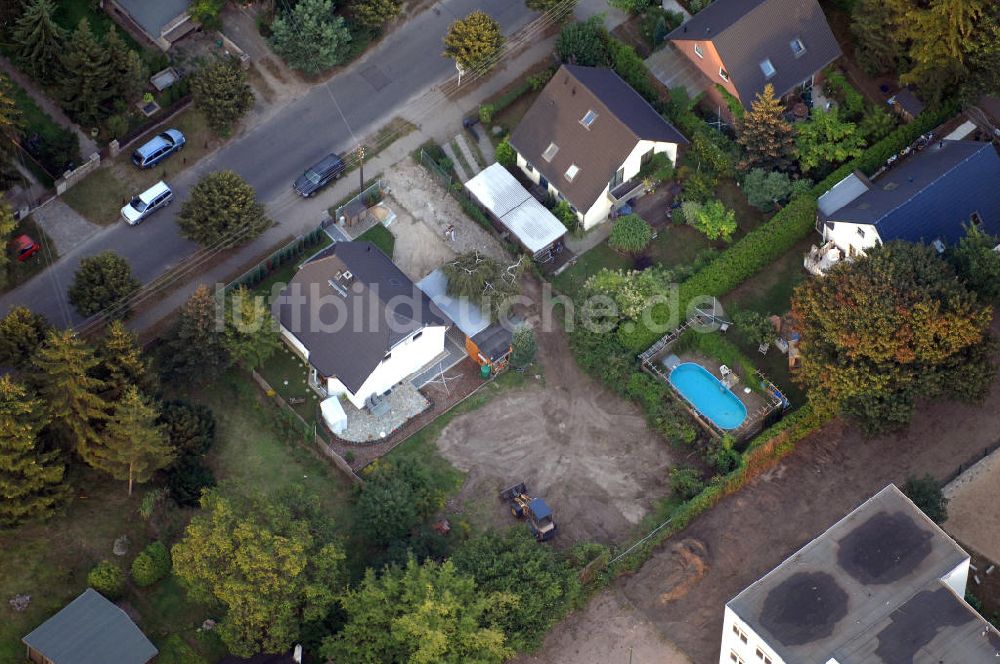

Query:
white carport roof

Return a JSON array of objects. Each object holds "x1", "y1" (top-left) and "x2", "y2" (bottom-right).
[
  {"x1": 465, "y1": 164, "x2": 566, "y2": 255},
  {"x1": 416, "y1": 269, "x2": 490, "y2": 337}
]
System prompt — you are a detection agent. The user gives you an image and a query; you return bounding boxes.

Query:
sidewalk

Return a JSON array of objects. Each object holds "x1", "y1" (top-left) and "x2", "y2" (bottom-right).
[{"x1": 0, "y1": 56, "x2": 100, "y2": 157}]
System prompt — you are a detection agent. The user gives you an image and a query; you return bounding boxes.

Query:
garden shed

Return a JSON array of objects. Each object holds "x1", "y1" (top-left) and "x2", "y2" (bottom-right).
[{"x1": 464, "y1": 164, "x2": 566, "y2": 260}]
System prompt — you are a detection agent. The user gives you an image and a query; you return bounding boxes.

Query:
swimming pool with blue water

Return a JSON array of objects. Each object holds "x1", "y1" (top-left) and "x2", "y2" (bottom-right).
[{"x1": 669, "y1": 362, "x2": 748, "y2": 430}]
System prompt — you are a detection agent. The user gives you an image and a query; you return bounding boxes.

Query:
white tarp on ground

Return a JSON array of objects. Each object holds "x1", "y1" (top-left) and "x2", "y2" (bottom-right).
[
  {"x1": 416, "y1": 269, "x2": 490, "y2": 337},
  {"x1": 320, "y1": 396, "x2": 348, "y2": 434},
  {"x1": 465, "y1": 163, "x2": 566, "y2": 255}
]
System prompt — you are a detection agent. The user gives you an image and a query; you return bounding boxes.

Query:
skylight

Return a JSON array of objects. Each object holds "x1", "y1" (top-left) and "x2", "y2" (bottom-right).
[
  {"x1": 580, "y1": 110, "x2": 598, "y2": 128},
  {"x1": 565, "y1": 164, "x2": 579, "y2": 182},
  {"x1": 790, "y1": 38, "x2": 805, "y2": 56},
  {"x1": 760, "y1": 59, "x2": 775, "y2": 78},
  {"x1": 542, "y1": 142, "x2": 559, "y2": 162}
]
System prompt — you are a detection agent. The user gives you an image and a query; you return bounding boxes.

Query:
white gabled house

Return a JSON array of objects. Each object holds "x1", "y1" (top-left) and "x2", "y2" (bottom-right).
[
  {"x1": 271, "y1": 241, "x2": 448, "y2": 410},
  {"x1": 508, "y1": 64, "x2": 688, "y2": 231},
  {"x1": 806, "y1": 140, "x2": 1000, "y2": 275}
]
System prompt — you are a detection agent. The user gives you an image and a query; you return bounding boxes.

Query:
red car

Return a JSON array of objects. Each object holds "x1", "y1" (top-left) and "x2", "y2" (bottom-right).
[{"x1": 12, "y1": 234, "x2": 40, "y2": 262}]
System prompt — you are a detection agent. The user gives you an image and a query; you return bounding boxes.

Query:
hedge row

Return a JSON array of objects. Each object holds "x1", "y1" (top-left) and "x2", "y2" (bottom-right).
[{"x1": 619, "y1": 102, "x2": 959, "y2": 351}]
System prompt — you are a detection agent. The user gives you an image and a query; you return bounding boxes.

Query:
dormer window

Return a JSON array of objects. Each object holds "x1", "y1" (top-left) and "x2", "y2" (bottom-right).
[
  {"x1": 759, "y1": 59, "x2": 775, "y2": 79},
  {"x1": 694, "y1": 43, "x2": 704, "y2": 59},
  {"x1": 719, "y1": 67, "x2": 730, "y2": 82},
  {"x1": 790, "y1": 38, "x2": 805, "y2": 56},
  {"x1": 971, "y1": 211, "x2": 983, "y2": 227},
  {"x1": 542, "y1": 142, "x2": 559, "y2": 162},
  {"x1": 565, "y1": 164, "x2": 579, "y2": 182},
  {"x1": 580, "y1": 109, "x2": 598, "y2": 128}
]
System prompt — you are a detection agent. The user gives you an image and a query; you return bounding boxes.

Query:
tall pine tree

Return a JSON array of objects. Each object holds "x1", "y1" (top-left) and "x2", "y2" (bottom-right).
[
  {"x1": 33, "y1": 330, "x2": 106, "y2": 462},
  {"x1": 105, "y1": 28, "x2": 144, "y2": 104},
  {"x1": 0, "y1": 77, "x2": 22, "y2": 190},
  {"x1": 11, "y1": 0, "x2": 66, "y2": 83},
  {"x1": 97, "y1": 320, "x2": 153, "y2": 401},
  {"x1": 91, "y1": 386, "x2": 173, "y2": 496},
  {"x1": 736, "y1": 84, "x2": 796, "y2": 173},
  {"x1": 60, "y1": 18, "x2": 111, "y2": 127},
  {"x1": 164, "y1": 285, "x2": 230, "y2": 383},
  {"x1": 850, "y1": 0, "x2": 909, "y2": 75},
  {"x1": 0, "y1": 306, "x2": 49, "y2": 369},
  {"x1": 0, "y1": 376, "x2": 68, "y2": 527}
]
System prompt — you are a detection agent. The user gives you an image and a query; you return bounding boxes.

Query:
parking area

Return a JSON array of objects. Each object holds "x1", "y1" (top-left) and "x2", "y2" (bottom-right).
[{"x1": 432, "y1": 277, "x2": 677, "y2": 545}]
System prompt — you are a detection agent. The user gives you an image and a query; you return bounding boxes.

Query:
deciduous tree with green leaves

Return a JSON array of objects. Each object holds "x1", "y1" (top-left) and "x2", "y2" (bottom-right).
[
  {"x1": 33, "y1": 330, "x2": 106, "y2": 460},
  {"x1": 350, "y1": 0, "x2": 401, "y2": 29},
  {"x1": 163, "y1": 285, "x2": 230, "y2": 383},
  {"x1": 736, "y1": 84, "x2": 796, "y2": 173},
  {"x1": 270, "y1": 0, "x2": 352, "y2": 75},
  {"x1": 223, "y1": 286, "x2": 279, "y2": 370},
  {"x1": 443, "y1": 11, "x2": 505, "y2": 73},
  {"x1": 555, "y1": 15, "x2": 608, "y2": 67},
  {"x1": 950, "y1": 226, "x2": 1000, "y2": 302},
  {"x1": 191, "y1": 58, "x2": 255, "y2": 136},
  {"x1": 792, "y1": 242, "x2": 995, "y2": 433},
  {"x1": 0, "y1": 376, "x2": 67, "y2": 527},
  {"x1": 90, "y1": 386, "x2": 173, "y2": 495},
  {"x1": 172, "y1": 487, "x2": 346, "y2": 657},
  {"x1": 60, "y1": 18, "x2": 111, "y2": 127},
  {"x1": 608, "y1": 214, "x2": 653, "y2": 253},
  {"x1": 442, "y1": 251, "x2": 523, "y2": 321},
  {"x1": 178, "y1": 170, "x2": 271, "y2": 248},
  {"x1": 0, "y1": 306, "x2": 48, "y2": 369},
  {"x1": 687, "y1": 199, "x2": 736, "y2": 241},
  {"x1": 11, "y1": 0, "x2": 66, "y2": 83},
  {"x1": 354, "y1": 459, "x2": 445, "y2": 547},
  {"x1": 321, "y1": 556, "x2": 513, "y2": 664},
  {"x1": 850, "y1": 0, "x2": 909, "y2": 75},
  {"x1": 68, "y1": 251, "x2": 140, "y2": 319},
  {"x1": 795, "y1": 107, "x2": 866, "y2": 174}
]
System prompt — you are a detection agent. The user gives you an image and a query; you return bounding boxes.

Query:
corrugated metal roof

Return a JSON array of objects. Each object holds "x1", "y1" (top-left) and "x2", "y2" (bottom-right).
[
  {"x1": 824, "y1": 141, "x2": 1000, "y2": 244},
  {"x1": 465, "y1": 164, "x2": 567, "y2": 254},
  {"x1": 416, "y1": 269, "x2": 490, "y2": 337},
  {"x1": 22, "y1": 589, "x2": 158, "y2": 664}
]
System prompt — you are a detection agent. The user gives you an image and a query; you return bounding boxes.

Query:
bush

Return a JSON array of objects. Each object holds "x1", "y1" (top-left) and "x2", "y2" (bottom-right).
[
  {"x1": 606, "y1": 38, "x2": 659, "y2": 106},
  {"x1": 822, "y1": 69, "x2": 865, "y2": 121},
  {"x1": 680, "y1": 170, "x2": 717, "y2": 203},
  {"x1": 166, "y1": 457, "x2": 216, "y2": 507},
  {"x1": 742, "y1": 168, "x2": 795, "y2": 211},
  {"x1": 625, "y1": 372, "x2": 698, "y2": 445},
  {"x1": 903, "y1": 474, "x2": 948, "y2": 523},
  {"x1": 159, "y1": 400, "x2": 216, "y2": 459},
  {"x1": 687, "y1": 199, "x2": 736, "y2": 241},
  {"x1": 555, "y1": 16, "x2": 608, "y2": 67},
  {"x1": 705, "y1": 439, "x2": 740, "y2": 474},
  {"x1": 88, "y1": 560, "x2": 125, "y2": 599},
  {"x1": 495, "y1": 137, "x2": 516, "y2": 168},
  {"x1": 25, "y1": 126, "x2": 81, "y2": 176},
  {"x1": 479, "y1": 103, "x2": 494, "y2": 124},
  {"x1": 608, "y1": 0, "x2": 652, "y2": 14},
  {"x1": 670, "y1": 467, "x2": 705, "y2": 500},
  {"x1": 509, "y1": 325, "x2": 537, "y2": 368},
  {"x1": 733, "y1": 310, "x2": 775, "y2": 347},
  {"x1": 131, "y1": 541, "x2": 171, "y2": 587},
  {"x1": 637, "y1": 152, "x2": 673, "y2": 185},
  {"x1": 608, "y1": 214, "x2": 652, "y2": 254},
  {"x1": 551, "y1": 199, "x2": 578, "y2": 231}
]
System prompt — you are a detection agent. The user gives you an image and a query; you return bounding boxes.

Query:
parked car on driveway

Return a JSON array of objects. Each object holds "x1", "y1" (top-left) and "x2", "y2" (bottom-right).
[
  {"x1": 121, "y1": 181, "x2": 173, "y2": 226},
  {"x1": 11, "y1": 234, "x2": 40, "y2": 261},
  {"x1": 131, "y1": 129, "x2": 185, "y2": 169},
  {"x1": 293, "y1": 153, "x2": 346, "y2": 197}
]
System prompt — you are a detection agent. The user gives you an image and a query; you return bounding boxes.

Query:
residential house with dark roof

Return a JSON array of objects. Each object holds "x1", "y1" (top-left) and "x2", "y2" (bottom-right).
[
  {"x1": 722, "y1": 485, "x2": 1000, "y2": 664},
  {"x1": 668, "y1": 0, "x2": 840, "y2": 115},
  {"x1": 107, "y1": 0, "x2": 194, "y2": 51},
  {"x1": 805, "y1": 140, "x2": 1000, "y2": 274},
  {"x1": 22, "y1": 588, "x2": 158, "y2": 664},
  {"x1": 271, "y1": 241, "x2": 448, "y2": 410},
  {"x1": 508, "y1": 64, "x2": 688, "y2": 230}
]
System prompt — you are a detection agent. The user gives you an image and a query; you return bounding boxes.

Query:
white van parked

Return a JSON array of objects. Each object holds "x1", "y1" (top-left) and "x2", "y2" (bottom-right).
[{"x1": 121, "y1": 180, "x2": 173, "y2": 226}]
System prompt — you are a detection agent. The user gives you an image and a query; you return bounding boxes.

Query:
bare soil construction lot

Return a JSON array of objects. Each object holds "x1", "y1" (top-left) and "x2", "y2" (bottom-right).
[{"x1": 434, "y1": 277, "x2": 676, "y2": 545}]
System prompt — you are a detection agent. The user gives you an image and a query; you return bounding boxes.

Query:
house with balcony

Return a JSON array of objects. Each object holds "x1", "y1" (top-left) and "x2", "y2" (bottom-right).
[
  {"x1": 271, "y1": 241, "x2": 448, "y2": 410},
  {"x1": 805, "y1": 140, "x2": 1000, "y2": 275},
  {"x1": 508, "y1": 64, "x2": 687, "y2": 231},
  {"x1": 721, "y1": 484, "x2": 1000, "y2": 664},
  {"x1": 668, "y1": 0, "x2": 841, "y2": 118}
]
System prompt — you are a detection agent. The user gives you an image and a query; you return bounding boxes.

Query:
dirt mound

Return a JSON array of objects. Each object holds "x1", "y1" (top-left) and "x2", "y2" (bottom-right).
[{"x1": 657, "y1": 539, "x2": 709, "y2": 603}]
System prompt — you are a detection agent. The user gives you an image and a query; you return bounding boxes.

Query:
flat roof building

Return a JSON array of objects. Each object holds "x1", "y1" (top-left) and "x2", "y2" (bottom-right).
[{"x1": 722, "y1": 484, "x2": 1000, "y2": 664}]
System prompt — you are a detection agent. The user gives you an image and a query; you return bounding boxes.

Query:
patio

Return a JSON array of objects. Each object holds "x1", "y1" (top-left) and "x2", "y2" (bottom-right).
[{"x1": 328, "y1": 383, "x2": 431, "y2": 444}]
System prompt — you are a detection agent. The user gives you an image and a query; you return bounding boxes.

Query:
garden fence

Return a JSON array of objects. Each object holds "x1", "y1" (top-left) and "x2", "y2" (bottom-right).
[
  {"x1": 223, "y1": 225, "x2": 328, "y2": 295},
  {"x1": 419, "y1": 148, "x2": 454, "y2": 189}
]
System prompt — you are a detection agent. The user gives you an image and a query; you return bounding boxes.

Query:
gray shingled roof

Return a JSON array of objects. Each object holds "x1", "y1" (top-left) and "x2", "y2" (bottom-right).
[
  {"x1": 22, "y1": 589, "x2": 158, "y2": 664},
  {"x1": 822, "y1": 141, "x2": 1000, "y2": 245},
  {"x1": 113, "y1": 0, "x2": 190, "y2": 39},
  {"x1": 509, "y1": 65, "x2": 686, "y2": 214},
  {"x1": 669, "y1": 0, "x2": 841, "y2": 104},
  {"x1": 272, "y1": 242, "x2": 445, "y2": 394}
]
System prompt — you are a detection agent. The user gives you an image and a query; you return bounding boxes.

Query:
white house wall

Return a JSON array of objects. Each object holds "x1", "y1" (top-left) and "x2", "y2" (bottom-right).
[
  {"x1": 325, "y1": 325, "x2": 447, "y2": 409},
  {"x1": 720, "y1": 605, "x2": 785, "y2": 664},
  {"x1": 515, "y1": 139, "x2": 679, "y2": 231},
  {"x1": 822, "y1": 221, "x2": 881, "y2": 258},
  {"x1": 280, "y1": 324, "x2": 310, "y2": 362}
]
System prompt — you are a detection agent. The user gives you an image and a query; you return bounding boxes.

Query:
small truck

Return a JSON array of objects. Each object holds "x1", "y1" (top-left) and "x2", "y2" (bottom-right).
[{"x1": 499, "y1": 482, "x2": 557, "y2": 542}]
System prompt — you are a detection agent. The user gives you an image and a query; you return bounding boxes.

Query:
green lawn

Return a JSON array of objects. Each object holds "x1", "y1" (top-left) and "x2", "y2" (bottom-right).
[
  {"x1": 357, "y1": 223, "x2": 395, "y2": 258},
  {"x1": 255, "y1": 345, "x2": 320, "y2": 427}
]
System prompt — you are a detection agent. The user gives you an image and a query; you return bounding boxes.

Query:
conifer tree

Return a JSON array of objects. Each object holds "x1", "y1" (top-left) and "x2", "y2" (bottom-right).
[
  {"x1": 164, "y1": 285, "x2": 230, "y2": 383},
  {"x1": 33, "y1": 330, "x2": 106, "y2": 461},
  {"x1": 0, "y1": 306, "x2": 48, "y2": 369},
  {"x1": 0, "y1": 376, "x2": 68, "y2": 527},
  {"x1": 736, "y1": 84, "x2": 796, "y2": 173},
  {"x1": 223, "y1": 286, "x2": 279, "y2": 371},
  {"x1": 105, "y1": 28, "x2": 144, "y2": 104},
  {"x1": 11, "y1": 0, "x2": 66, "y2": 83},
  {"x1": 0, "y1": 77, "x2": 22, "y2": 190},
  {"x1": 92, "y1": 386, "x2": 173, "y2": 495},
  {"x1": 850, "y1": 0, "x2": 909, "y2": 75},
  {"x1": 60, "y1": 18, "x2": 111, "y2": 126},
  {"x1": 0, "y1": 203, "x2": 17, "y2": 287},
  {"x1": 97, "y1": 320, "x2": 153, "y2": 401}
]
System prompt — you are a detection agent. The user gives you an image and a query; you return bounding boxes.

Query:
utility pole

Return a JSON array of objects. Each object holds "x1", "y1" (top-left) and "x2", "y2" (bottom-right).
[{"x1": 357, "y1": 144, "x2": 366, "y2": 196}]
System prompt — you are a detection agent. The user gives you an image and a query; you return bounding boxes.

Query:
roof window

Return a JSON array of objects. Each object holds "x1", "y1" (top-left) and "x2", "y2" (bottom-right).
[
  {"x1": 719, "y1": 67, "x2": 730, "y2": 82},
  {"x1": 790, "y1": 38, "x2": 806, "y2": 56},
  {"x1": 542, "y1": 142, "x2": 559, "y2": 162},
  {"x1": 580, "y1": 109, "x2": 598, "y2": 128},
  {"x1": 694, "y1": 43, "x2": 704, "y2": 59},
  {"x1": 760, "y1": 59, "x2": 775, "y2": 79},
  {"x1": 565, "y1": 164, "x2": 579, "y2": 182}
]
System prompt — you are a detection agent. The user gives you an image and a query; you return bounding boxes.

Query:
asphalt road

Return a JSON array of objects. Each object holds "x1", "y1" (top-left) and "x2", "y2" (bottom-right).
[{"x1": 1, "y1": 0, "x2": 537, "y2": 328}]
